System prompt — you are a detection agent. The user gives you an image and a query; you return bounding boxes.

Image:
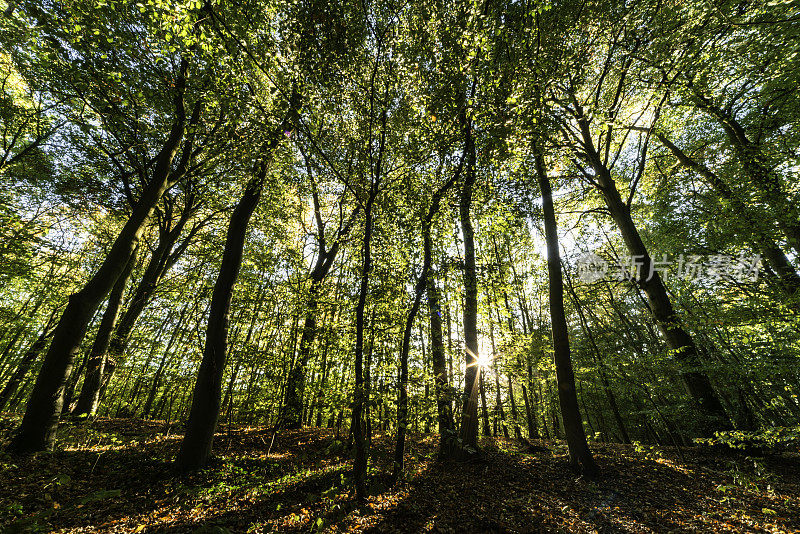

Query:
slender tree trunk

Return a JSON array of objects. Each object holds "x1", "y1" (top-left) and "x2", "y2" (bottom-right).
[
  {"x1": 563, "y1": 270, "x2": 631, "y2": 444},
  {"x1": 97, "y1": 208, "x2": 196, "y2": 407},
  {"x1": 175, "y1": 171, "x2": 264, "y2": 471},
  {"x1": 352, "y1": 192, "x2": 375, "y2": 502},
  {"x1": 494, "y1": 369, "x2": 509, "y2": 439},
  {"x1": 479, "y1": 372, "x2": 491, "y2": 436},
  {"x1": 535, "y1": 149, "x2": 598, "y2": 476},
  {"x1": 72, "y1": 248, "x2": 138, "y2": 417},
  {"x1": 393, "y1": 164, "x2": 460, "y2": 478},
  {"x1": 142, "y1": 320, "x2": 189, "y2": 419},
  {"x1": 574, "y1": 107, "x2": 730, "y2": 433},
  {"x1": 458, "y1": 125, "x2": 481, "y2": 452},
  {"x1": 0, "y1": 308, "x2": 60, "y2": 412},
  {"x1": 657, "y1": 133, "x2": 800, "y2": 300},
  {"x1": 351, "y1": 98, "x2": 386, "y2": 496},
  {"x1": 508, "y1": 375, "x2": 523, "y2": 440},
  {"x1": 365, "y1": 309, "x2": 375, "y2": 449},
  {"x1": 281, "y1": 239, "x2": 343, "y2": 428},
  {"x1": 427, "y1": 275, "x2": 453, "y2": 444},
  {"x1": 521, "y1": 382, "x2": 537, "y2": 439},
  {"x1": 0, "y1": 288, "x2": 51, "y2": 381}
]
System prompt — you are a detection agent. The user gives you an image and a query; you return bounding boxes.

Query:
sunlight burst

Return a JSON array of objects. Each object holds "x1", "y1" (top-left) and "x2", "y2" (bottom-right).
[{"x1": 476, "y1": 352, "x2": 493, "y2": 369}]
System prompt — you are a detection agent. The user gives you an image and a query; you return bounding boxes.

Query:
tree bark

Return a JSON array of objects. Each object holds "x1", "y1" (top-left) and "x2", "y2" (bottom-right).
[
  {"x1": 574, "y1": 106, "x2": 731, "y2": 433},
  {"x1": 458, "y1": 124, "x2": 481, "y2": 451},
  {"x1": 71, "y1": 247, "x2": 138, "y2": 417},
  {"x1": 392, "y1": 157, "x2": 460, "y2": 478},
  {"x1": 96, "y1": 196, "x2": 198, "y2": 406},
  {"x1": 175, "y1": 171, "x2": 264, "y2": 471},
  {"x1": 352, "y1": 191, "x2": 374, "y2": 501},
  {"x1": 535, "y1": 149, "x2": 598, "y2": 476},
  {"x1": 563, "y1": 269, "x2": 631, "y2": 444},
  {"x1": 0, "y1": 307, "x2": 60, "y2": 412}
]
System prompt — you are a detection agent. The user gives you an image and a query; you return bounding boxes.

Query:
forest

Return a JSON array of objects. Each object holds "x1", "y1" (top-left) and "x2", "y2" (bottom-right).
[{"x1": 1, "y1": 0, "x2": 799, "y2": 532}]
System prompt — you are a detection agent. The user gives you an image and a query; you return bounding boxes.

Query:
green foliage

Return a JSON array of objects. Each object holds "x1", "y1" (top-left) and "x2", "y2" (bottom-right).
[
  {"x1": 0, "y1": 0, "x2": 799, "y2": 488},
  {"x1": 697, "y1": 427, "x2": 800, "y2": 454}
]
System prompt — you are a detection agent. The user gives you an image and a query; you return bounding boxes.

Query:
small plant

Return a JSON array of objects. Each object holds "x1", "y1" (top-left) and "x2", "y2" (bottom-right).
[
  {"x1": 632, "y1": 441, "x2": 663, "y2": 461},
  {"x1": 720, "y1": 457, "x2": 776, "y2": 495},
  {"x1": 0, "y1": 501, "x2": 24, "y2": 522}
]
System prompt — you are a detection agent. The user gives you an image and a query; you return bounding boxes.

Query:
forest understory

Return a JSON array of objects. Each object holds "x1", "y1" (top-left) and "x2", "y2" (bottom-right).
[{"x1": 1, "y1": 415, "x2": 798, "y2": 534}]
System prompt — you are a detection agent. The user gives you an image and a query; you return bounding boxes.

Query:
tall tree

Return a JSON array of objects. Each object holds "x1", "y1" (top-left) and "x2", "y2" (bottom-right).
[
  {"x1": 8, "y1": 54, "x2": 198, "y2": 453},
  {"x1": 457, "y1": 121, "x2": 480, "y2": 452},
  {"x1": 534, "y1": 148, "x2": 598, "y2": 476}
]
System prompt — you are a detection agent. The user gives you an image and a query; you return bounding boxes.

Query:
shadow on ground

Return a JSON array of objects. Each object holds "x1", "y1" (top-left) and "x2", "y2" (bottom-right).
[{"x1": 1, "y1": 416, "x2": 798, "y2": 533}]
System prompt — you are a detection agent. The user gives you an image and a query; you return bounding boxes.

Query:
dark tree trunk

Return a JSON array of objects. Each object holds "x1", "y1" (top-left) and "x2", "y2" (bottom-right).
[
  {"x1": 573, "y1": 107, "x2": 730, "y2": 433},
  {"x1": 352, "y1": 194, "x2": 374, "y2": 502},
  {"x1": 72, "y1": 247, "x2": 138, "y2": 417},
  {"x1": 0, "y1": 308, "x2": 60, "y2": 412},
  {"x1": 393, "y1": 158, "x2": 460, "y2": 479},
  {"x1": 175, "y1": 172, "x2": 264, "y2": 471},
  {"x1": 280, "y1": 282, "x2": 322, "y2": 429},
  {"x1": 280, "y1": 172, "x2": 354, "y2": 429},
  {"x1": 535, "y1": 149, "x2": 598, "y2": 476},
  {"x1": 479, "y1": 372, "x2": 491, "y2": 436},
  {"x1": 7, "y1": 66, "x2": 191, "y2": 453},
  {"x1": 508, "y1": 375, "x2": 523, "y2": 440},
  {"x1": 494, "y1": 369, "x2": 509, "y2": 439},
  {"x1": 97, "y1": 197, "x2": 198, "y2": 406},
  {"x1": 458, "y1": 125, "x2": 480, "y2": 451},
  {"x1": 521, "y1": 382, "x2": 537, "y2": 439},
  {"x1": 427, "y1": 275, "x2": 453, "y2": 444},
  {"x1": 563, "y1": 270, "x2": 631, "y2": 444}
]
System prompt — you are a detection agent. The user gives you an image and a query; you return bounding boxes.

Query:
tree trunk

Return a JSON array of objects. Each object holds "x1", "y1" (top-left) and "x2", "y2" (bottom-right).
[
  {"x1": 352, "y1": 192, "x2": 375, "y2": 502},
  {"x1": 280, "y1": 282, "x2": 321, "y2": 429},
  {"x1": 97, "y1": 203, "x2": 196, "y2": 406},
  {"x1": 427, "y1": 274, "x2": 453, "y2": 445},
  {"x1": 175, "y1": 173, "x2": 263, "y2": 471},
  {"x1": 657, "y1": 133, "x2": 800, "y2": 300},
  {"x1": 458, "y1": 125, "x2": 480, "y2": 451},
  {"x1": 393, "y1": 161, "x2": 460, "y2": 478},
  {"x1": 0, "y1": 307, "x2": 60, "y2": 412},
  {"x1": 7, "y1": 69, "x2": 190, "y2": 453},
  {"x1": 281, "y1": 239, "x2": 346, "y2": 429},
  {"x1": 535, "y1": 149, "x2": 598, "y2": 476},
  {"x1": 521, "y1": 382, "x2": 537, "y2": 439},
  {"x1": 563, "y1": 270, "x2": 631, "y2": 444},
  {"x1": 479, "y1": 372, "x2": 491, "y2": 436},
  {"x1": 351, "y1": 98, "x2": 385, "y2": 496},
  {"x1": 494, "y1": 369, "x2": 509, "y2": 439},
  {"x1": 574, "y1": 108, "x2": 730, "y2": 433},
  {"x1": 72, "y1": 247, "x2": 138, "y2": 417},
  {"x1": 508, "y1": 375, "x2": 523, "y2": 440}
]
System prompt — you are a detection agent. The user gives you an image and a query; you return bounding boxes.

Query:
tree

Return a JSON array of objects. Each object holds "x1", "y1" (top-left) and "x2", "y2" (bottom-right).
[{"x1": 534, "y1": 148, "x2": 598, "y2": 477}]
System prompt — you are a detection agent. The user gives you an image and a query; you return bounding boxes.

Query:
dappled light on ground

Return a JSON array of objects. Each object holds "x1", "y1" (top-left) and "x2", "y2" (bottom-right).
[{"x1": 1, "y1": 416, "x2": 798, "y2": 533}]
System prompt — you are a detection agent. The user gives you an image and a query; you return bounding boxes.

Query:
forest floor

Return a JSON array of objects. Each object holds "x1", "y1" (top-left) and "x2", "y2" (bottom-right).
[{"x1": 0, "y1": 415, "x2": 798, "y2": 533}]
